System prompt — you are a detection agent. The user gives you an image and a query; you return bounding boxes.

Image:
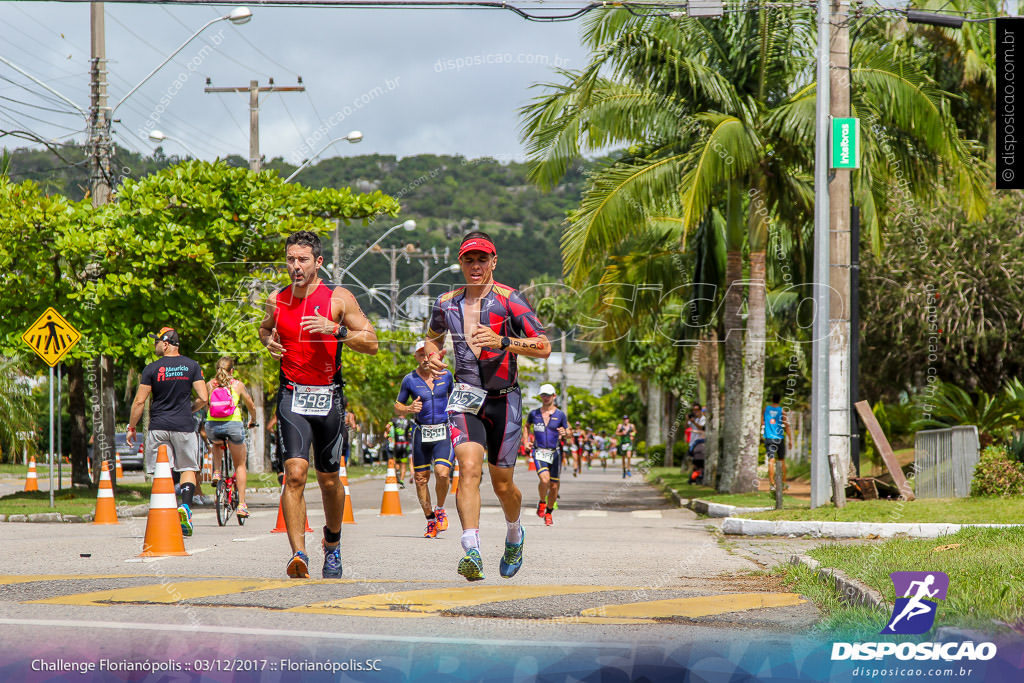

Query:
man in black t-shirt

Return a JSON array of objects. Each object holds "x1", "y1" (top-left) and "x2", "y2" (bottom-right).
[{"x1": 127, "y1": 327, "x2": 208, "y2": 537}]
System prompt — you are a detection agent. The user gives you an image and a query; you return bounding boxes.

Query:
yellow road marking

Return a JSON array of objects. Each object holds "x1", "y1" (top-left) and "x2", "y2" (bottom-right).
[
  {"x1": 289, "y1": 584, "x2": 625, "y2": 618},
  {"x1": 28, "y1": 578, "x2": 444, "y2": 606},
  {"x1": 0, "y1": 575, "x2": 140, "y2": 585},
  {"x1": 580, "y1": 592, "x2": 807, "y2": 620}
]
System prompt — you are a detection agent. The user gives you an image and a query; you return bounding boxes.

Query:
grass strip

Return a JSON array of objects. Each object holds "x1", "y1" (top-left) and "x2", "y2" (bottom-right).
[
  {"x1": 744, "y1": 496, "x2": 1024, "y2": 524},
  {"x1": 646, "y1": 467, "x2": 810, "y2": 509},
  {"x1": 778, "y1": 526, "x2": 1024, "y2": 638},
  {"x1": 0, "y1": 483, "x2": 151, "y2": 517}
]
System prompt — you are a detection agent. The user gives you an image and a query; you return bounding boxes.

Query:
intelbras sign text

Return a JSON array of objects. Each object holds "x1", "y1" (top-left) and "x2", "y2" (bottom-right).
[{"x1": 831, "y1": 117, "x2": 860, "y2": 169}]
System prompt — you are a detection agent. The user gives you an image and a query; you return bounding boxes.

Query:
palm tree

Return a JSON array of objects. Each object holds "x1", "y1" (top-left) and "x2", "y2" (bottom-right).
[
  {"x1": 520, "y1": 4, "x2": 986, "y2": 492},
  {"x1": 0, "y1": 357, "x2": 37, "y2": 462}
]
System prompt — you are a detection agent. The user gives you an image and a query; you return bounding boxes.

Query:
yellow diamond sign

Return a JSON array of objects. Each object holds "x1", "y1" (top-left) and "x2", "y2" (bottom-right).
[{"x1": 21, "y1": 307, "x2": 81, "y2": 367}]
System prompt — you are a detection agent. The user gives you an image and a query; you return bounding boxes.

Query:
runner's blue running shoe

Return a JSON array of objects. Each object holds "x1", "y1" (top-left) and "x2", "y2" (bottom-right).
[
  {"x1": 458, "y1": 548, "x2": 485, "y2": 581},
  {"x1": 322, "y1": 540, "x2": 342, "y2": 578},
  {"x1": 287, "y1": 551, "x2": 310, "y2": 578},
  {"x1": 177, "y1": 504, "x2": 193, "y2": 537},
  {"x1": 499, "y1": 527, "x2": 525, "y2": 579}
]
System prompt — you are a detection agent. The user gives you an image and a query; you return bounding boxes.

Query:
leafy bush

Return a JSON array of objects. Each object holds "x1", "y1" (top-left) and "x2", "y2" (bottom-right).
[
  {"x1": 915, "y1": 382, "x2": 1022, "y2": 446},
  {"x1": 645, "y1": 441, "x2": 689, "y2": 467},
  {"x1": 1005, "y1": 432, "x2": 1024, "y2": 465},
  {"x1": 970, "y1": 446, "x2": 1024, "y2": 497}
]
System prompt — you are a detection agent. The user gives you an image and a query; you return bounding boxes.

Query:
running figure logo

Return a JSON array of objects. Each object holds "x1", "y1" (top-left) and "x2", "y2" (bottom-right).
[{"x1": 881, "y1": 571, "x2": 949, "y2": 635}]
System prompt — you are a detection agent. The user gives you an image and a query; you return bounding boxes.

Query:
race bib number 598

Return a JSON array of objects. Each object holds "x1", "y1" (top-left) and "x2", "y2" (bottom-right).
[{"x1": 291, "y1": 384, "x2": 333, "y2": 416}]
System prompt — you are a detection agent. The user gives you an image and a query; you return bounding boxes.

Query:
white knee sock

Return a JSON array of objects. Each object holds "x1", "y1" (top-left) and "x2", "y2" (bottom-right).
[{"x1": 460, "y1": 529, "x2": 480, "y2": 552}]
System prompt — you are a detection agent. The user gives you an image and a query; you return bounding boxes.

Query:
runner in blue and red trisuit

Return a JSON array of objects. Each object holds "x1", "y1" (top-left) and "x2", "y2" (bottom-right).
[
  {"x1": 527, "y1": 383, "x2": 569, "y2": 527},
  {"x1": 395, "y1": 340, "x2": 455, "y2": 539},
  {"x1": 423, "y1": 231, "x2": 551, "y2": 581},
  {"x1": 259, "y1": 230, "x2": 379, "y2": 580}
]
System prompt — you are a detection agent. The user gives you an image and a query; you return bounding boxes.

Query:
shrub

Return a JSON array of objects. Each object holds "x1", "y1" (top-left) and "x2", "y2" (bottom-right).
[
  {"x1": 970, "y1": 446, "x2": 1024, "y2": 497},
  {"x1": 644, "y1": 441, "x2": 689, "y2": 467}
]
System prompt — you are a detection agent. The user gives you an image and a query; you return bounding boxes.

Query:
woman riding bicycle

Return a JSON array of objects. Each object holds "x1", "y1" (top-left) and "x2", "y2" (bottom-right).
[{"x1": 206, "y1": 357, "x2": 258, "y2": 519}]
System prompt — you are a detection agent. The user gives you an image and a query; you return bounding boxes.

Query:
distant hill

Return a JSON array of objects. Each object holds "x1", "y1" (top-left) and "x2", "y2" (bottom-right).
[{"x1": 3, "y1": 145, "x2": 592, "y2": 317}]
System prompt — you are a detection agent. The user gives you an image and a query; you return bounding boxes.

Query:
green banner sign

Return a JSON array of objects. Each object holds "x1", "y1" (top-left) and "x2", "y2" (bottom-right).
[{"x1": 831, "y1": 117, "x2": 860, "y2": 169}]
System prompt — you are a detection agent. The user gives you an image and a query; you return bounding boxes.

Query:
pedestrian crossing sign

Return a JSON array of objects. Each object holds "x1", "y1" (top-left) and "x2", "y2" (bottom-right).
[{"x1": 21, "y1": 307, "x2": 81, "y2": 366}]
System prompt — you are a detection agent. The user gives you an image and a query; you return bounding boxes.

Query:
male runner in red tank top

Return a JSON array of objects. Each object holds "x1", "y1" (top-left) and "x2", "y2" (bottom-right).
[{"x1": 259, "y1": 230, "x2": 378, "y2": 579}]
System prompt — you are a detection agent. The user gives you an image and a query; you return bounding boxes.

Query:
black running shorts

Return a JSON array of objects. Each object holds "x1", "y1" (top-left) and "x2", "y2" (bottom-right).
[
  {"x1": 277, "y1": 383, "x2": 345, "y2": 474},
  {"x1": 449, "y1": 389, "x2": 522, "y2": 469}
]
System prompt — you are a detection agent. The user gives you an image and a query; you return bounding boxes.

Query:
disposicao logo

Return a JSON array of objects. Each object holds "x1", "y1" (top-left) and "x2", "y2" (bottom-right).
[
  {"x1": 831, "y1": 570, "x2": 998, "y2": 663},
  {"x1": 882, "y1": 571, "x2": 948, "y2": 635}
]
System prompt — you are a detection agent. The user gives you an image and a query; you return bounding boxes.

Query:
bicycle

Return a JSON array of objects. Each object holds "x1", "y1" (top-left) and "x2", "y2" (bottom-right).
[{"x1": 212, "y1": 436, "x2": 246, "y2": 527}]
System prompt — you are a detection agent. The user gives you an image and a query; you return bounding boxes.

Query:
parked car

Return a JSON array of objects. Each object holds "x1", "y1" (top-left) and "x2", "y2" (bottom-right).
[{"x1": 87, "y1": 432, "x2": 145, "y2": 471}]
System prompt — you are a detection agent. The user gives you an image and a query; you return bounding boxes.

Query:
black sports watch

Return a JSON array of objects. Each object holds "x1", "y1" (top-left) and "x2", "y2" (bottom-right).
[
  {"x1": 334, "y1": 324, "x2": 349, "y2": 340},
  {"x1": 500, "y1": 335, "x2": 511, "y2": 350}
]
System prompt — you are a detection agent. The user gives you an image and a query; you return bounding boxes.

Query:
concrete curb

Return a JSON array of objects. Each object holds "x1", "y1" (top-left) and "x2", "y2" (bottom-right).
[
  {"x1": 0, "y1": 503, "x2": 149, "y2": 524},
  {"x1": 789, "y1": 554, "x2": 887, "y2": 609},
  {"x1": 723, "y1": 518, "x2": 1024, "y2": 538},
  {"x1": 690, "y1": 499, "x2": 773, "y2": 518},
  {"x1": 651, "y1": 477, "x2": 773, "y2": 518}
]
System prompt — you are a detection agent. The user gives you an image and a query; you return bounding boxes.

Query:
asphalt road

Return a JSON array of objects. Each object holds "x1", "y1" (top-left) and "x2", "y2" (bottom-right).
[{"x1": 0, "y1": 464, "x2": 824, "y2": 681}]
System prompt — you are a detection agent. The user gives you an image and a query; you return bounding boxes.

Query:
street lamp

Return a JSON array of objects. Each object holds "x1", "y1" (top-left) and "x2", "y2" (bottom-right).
[
  {"x1": 284, "y1": 131, "x2": 363, "y2": 183},
  {"x1": 424, "y1": 263, "x2": 461, "y2": 290},
  {"x1": 148, "y1": 129, "x2": 199, "y2": 158},
  {"x1": 113, "y1": 6, "x2": 253, "y2": 115},
  {"x1": 340, "y1": 220, "x2": 416, "y2": 279}
]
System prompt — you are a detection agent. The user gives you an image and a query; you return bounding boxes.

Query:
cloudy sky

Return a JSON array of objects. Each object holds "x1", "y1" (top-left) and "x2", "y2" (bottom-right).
[{"x1": 1, "y1": 1, "x2": 593, "y2": 164}]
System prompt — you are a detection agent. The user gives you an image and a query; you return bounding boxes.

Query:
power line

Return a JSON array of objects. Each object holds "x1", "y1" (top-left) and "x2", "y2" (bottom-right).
[
  {"x1": 205, "y1": 5, "x2": 298, "y2": 77},
  {"x1": 0, "y1": 101, "x2": 85, "y2": 132},
  {"x1": 0, "y1": 94, "x2": 81, "y2": 116},
  {"x1": 275, "y1": 90, "x2": 309, "y2": 152},
  {"x1": 160, "y1": 6, "x2": 273, "y2": 78}
]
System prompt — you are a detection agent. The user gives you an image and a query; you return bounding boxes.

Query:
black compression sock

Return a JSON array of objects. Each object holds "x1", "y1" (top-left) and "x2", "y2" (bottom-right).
[
  {"x1": 323, "y1": 526, "x2": 341, "y2": 544},
  {"x1": 180, "y1": 482, "x2": 195, "y2": 507}
]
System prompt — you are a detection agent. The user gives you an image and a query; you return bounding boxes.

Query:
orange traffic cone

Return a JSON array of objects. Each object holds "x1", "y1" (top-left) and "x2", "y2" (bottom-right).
[
  {"x1": 271, "y1": 486, "x2": 314, "y2": 533},
  {"x1": 379, "y1": 458, "x2": 403, "y2": 516},
  {"x1": 115, "y1": 452, "x2": 124, "y2": 479},
  {"x1": 339, "y1": 464, "x2": 356, "y2": 524},
  {"x1": 93, "y1": 460, "x2": 119, "y2": 525},
  {"x1": 528, "y1": 456, "x2": 536, "y2": 471},
  {"x1": 24, "y1": 457, "x2": 39, "y2": 492},
  {"x1": 450, "y1": 460, "x2": 460, "y2": 496},
  {"x1": 139, "y1": 445, "x2": 188, "y2": 557}
]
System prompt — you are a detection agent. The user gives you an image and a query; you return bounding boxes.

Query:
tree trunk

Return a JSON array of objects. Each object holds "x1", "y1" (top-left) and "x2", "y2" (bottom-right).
[
  {"x1": 735, "y1": 250, "x2": 768, "y2": 493},
  {"x1": 664, "y1": 391, "x2": 676, "y2": 468},
  {"x1": 646, "y1": 380, "x2": 664, "y2": 455},
  {"x1": 68, "y1": 360, "x2": 91, "y2": 486},
  {"x1": 702, "y1": 331, "x2": 720, "y2": 486},
  {"x1": 718, "y1": 250, "x2": 744, "y2": 493}
]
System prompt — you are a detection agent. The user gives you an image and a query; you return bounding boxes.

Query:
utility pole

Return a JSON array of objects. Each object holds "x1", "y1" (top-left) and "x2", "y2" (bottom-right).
[
  {"x1": 205, "y1": 78, "x2": 304, "y2": 473},
  {"x1": 811, "y1": 0, "x2": 832, "y2": 508},
  {"x1": 90, "y1": 2, "x2": 116, "y2": 487},
  {"x1": 830, "y1": 0, "x2": 852, "y2": 490},
  {"x1": 372, "y1": 244, "x2": 432, "y2": 325},
  {"x1": 204, "y1": 78, "x2": 305, "y2": 172}
]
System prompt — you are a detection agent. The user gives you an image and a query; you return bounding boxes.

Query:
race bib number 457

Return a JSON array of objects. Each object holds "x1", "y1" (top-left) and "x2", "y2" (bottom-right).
[{"x1": 446, "y1": 383, "x2": 486, "y2": 415}]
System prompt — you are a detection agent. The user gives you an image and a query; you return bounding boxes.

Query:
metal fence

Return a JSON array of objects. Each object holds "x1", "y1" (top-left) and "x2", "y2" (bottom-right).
[{"x1": 913, "y1": 426, "x2": 980, "y2": 498}]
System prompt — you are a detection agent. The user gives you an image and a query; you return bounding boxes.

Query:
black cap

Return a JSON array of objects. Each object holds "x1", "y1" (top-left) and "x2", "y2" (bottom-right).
[{"x1": 151, "y1": 327, "x2": 180, "y2": 346}]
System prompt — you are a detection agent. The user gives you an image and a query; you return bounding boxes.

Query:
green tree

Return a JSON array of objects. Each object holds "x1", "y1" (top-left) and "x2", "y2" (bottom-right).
[
  {"x1": 0, "y1": 357, "x2": 37, "y2": 461},
  {"x1": 0, "y1": 162, "x2": 400, "y2": 484}
]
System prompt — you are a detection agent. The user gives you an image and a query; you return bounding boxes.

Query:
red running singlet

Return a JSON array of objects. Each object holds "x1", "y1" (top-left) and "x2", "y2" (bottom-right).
[{"x1": 273, "y1": 283, "x2": 342, "y2": 386}]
